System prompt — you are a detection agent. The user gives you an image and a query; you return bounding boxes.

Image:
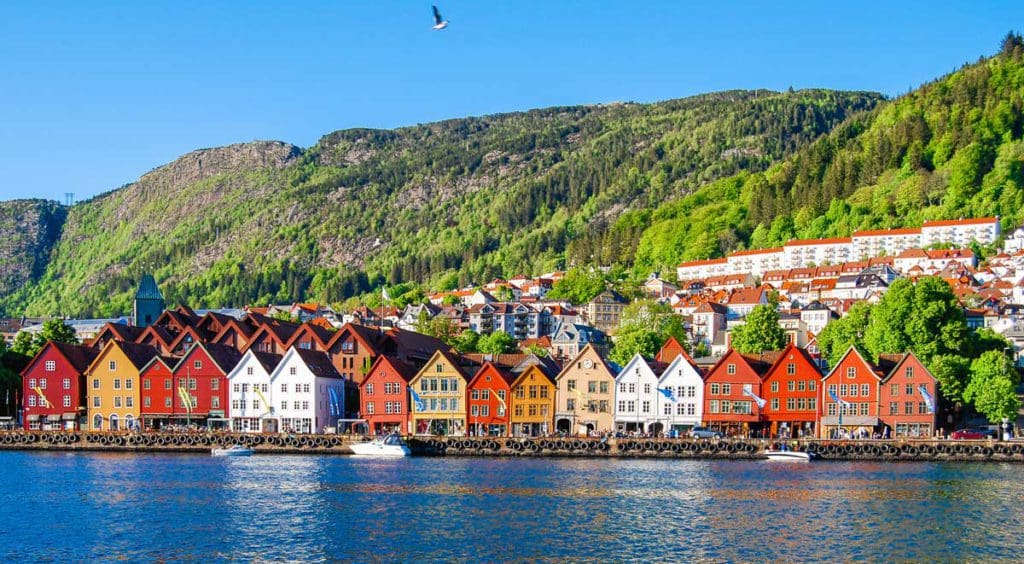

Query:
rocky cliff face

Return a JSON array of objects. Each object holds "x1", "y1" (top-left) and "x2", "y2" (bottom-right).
[{"x1": 0, "y1": 200, "x2": 67, "y2": 296}]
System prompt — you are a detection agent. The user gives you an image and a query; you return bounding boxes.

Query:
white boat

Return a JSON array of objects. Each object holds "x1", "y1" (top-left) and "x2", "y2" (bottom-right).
[
  {"x1": 212, "y1": 444, "x2": 254, "y2": 457},
  {"x1": 350, "y1": 433, "x2": 411, "y2": 457},
  {"x1": 764, "y1": 449, "x2": 814, "y2": 461}
]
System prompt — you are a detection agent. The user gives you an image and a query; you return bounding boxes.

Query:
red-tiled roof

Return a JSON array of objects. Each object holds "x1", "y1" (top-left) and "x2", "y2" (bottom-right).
[{"x1": 922, "y1": 217, "x2": 999, "y2": 228}]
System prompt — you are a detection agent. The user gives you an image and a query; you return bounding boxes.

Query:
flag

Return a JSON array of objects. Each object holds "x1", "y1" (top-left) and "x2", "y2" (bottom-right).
[
  {"x1": 741, "y1": 384, "x2": 766, "y2": 409},
  {"x1": 657, "y1": 387, "x2": 678, "y2": 403},
  {"x1": 177, "y1": 386, "x2": 193, "y2": 413},
  {"x1": 919, "y1": 384, "x2": 936, "y2": 414},
  {"x1": 493, "y1": 390, "x2": 507, "y2": 411},
  {"x1": 409, "y1": 389, "x2": 426, "y2": 411},
  {"x1": 828, "y1": 389, "x2": 852, "y2": 408},
  {"x1": 327, "y1": 387, "x2": 338, "y2": 416},
  {"x1": 382, "y1": 286, "x2": 391, "y2": 302}
]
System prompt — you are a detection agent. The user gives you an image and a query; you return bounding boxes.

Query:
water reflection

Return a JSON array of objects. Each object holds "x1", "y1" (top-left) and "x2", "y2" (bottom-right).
[{"x1": 1, "y1": 453, "x2": 1023, "y2": 561}]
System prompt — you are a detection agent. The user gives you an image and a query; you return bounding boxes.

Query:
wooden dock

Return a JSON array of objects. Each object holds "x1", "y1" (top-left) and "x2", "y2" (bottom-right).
[{"x1": 0, "y1": 431, "x2": 1022, "y2": 461}]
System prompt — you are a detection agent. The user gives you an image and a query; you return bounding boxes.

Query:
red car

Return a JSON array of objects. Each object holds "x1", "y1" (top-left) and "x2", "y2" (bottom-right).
[{"x1": 951, "y1": 429, "x2": 990, "y2": 440}]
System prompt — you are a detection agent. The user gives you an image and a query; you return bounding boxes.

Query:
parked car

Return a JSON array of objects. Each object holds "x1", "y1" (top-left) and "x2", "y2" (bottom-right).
[
  {"x1": 951, "y1": 428, "x2": 989, "y2": 440},
  {"x1": 689, "y1": 427, "x2": 723, "y2": 439}
]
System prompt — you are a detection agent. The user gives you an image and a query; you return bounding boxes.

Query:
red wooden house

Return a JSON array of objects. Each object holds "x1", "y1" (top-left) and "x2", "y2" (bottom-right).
[
  {"x1": 211, "y1": 317, "x2": 258, "y2": 352},
  {"x1": 169, "y1": 342, "x2": 242, "y2": 428},
  {"x1": 466, "y1": 361, "x2": 514, "y2": 437},
  {"x1": 878, "y1": 353, "x2": 939, "y2": 438},
  {"x1": 703, "y1": 349, "x2": 779, "y2": 437},
  {"x1": 655, "y1": 336, "x2": 696, "y2": 365},
  {"x1": 243, "y1": 321, "x2": 300, "y2": 356},
  {"x1": 89, "y1": 323, "x2": 145, "y2": 350},
  {"x1": 326, "y1": 323, "x2": 385, "y2": 384},
  {"x1": 138, "y1": 355, "x2": 179, "y2": 429},
  {"x1": 820, "y1": 346, "x2": 885, "y2": 438},
  {"x1": 360, "y1": 355, "x2": 417, "y2": 435},
  {"x1": 20, "y1": 342, "x2": 98, "y2": 430},
  {"x1": 761, "y1": 343, "x2": 822, "y2": 438}
]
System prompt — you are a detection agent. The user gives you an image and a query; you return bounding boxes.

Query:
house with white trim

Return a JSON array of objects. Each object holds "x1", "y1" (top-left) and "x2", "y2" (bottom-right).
[
  {"x1": 656, "y1": 353, "x2": 705, "y2": 433},
  {"x1": 267, "y1": 348, "x2": 348, "y2": 434},
  {"x1": 613, "y1": 354, "x2": 665, "y2": 435},
  {"x1": 227, "y1": 350, "x2": 283, "y2": 433}
]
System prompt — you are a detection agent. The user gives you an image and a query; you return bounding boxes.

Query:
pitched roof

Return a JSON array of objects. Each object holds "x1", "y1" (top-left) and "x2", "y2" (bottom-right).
[
  {"x1": 135, "y1": 274, "x2": 164, "y2": 300},
  {"x1": 50, "y1": 341, "x2": 101, "y2": 373},
  {"x1": 922, "y1": 216, "x2": 999, "y2": 228},
  {"x1": 364, "y1": 355, "x2": 419, "y2": 384},
  {"x1": 251, "y1": 351, "x2": 284, "y2": 374},
  {"x1": 292, "y1": 348, "x2": 342, "y2": 378}
]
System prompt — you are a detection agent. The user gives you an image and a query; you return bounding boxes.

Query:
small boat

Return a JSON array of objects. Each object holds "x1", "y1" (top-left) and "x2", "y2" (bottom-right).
[
  {"x1": 763, "y1": 449, "x2": 814, "y2": 461},
  {"x1": 350, "y1": 433, "x2": 411, "y2": 457},
  {"x1": 212, "y1": 444, "x2": 254, "y2": 457}
]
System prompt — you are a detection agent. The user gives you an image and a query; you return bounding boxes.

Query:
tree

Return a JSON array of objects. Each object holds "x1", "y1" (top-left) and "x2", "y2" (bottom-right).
[
  {"x1": 729, "y1": 303, "x2": 787, "y2": 355},
  {"x1": 964, "y1": 351, "x2": 1021, "y2": 422},
  {"x1": 11, "y1": 331, "x2": 36, "y2": 357},
  {"x1": 816, "y1": 301, "x2": 871, "y2": 367},
  {"x1": 863, "y1": 277, "x2": 968, "y2": 365},
  {"x1": 524, "y1": 344, "x2": 549, "y2": 358},
  {"x1": 38, "y1": 319, "x2": 79, "y2": 346},
  {"x1": 929, "y1": 354, "x2": 971, "y2": 405},
  {"x1": 453, "y1": 330, "x2": 480, "y2": 353},
  {"x1": 969, "y1": 327, "x2": 1011, "y2": 357},
  {"x1": 415, "y1": 312, "x2": 459, "y2": 345},
  {"x1": 478, "y1": 330, "x2": 518, "y2": 355},
  {"x1": 545, "y1": 268, "x2": 606, "y2": 305},
  {"x1": 609, "y1": 326, "x2": 661, "y2": 366}
]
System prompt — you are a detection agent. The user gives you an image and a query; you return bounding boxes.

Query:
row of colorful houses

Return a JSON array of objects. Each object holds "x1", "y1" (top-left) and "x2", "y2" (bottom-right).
[{"x1": 22, "y1": 330, "x2": 940, "y2": 438}]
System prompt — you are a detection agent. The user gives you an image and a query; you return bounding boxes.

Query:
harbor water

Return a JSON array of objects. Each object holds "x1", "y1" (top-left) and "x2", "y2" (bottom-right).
[{"x1": 2, "y1": 451, "x2": 1023, "y2": 561}]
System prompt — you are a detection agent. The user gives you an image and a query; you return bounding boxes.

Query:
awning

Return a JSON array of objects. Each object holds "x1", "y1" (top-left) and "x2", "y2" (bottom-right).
[
  {"x1": 820, "y1": 416, "x2": 879, "y2": 426},
  {"x1": 62, "y1": 413, "x2": 78, "y2": 420},
  {"x1": 46, "y1": 415, "x2": 62, "y2": 422},
  {"x1": 27, "y1": 415, "x2": 40, "y2": 422},
  {"x1": 208, "y1": 410, "x2": 225, "y2": 417}
]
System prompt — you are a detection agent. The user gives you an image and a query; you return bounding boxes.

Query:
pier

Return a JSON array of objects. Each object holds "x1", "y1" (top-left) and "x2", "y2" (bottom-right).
[{"x1": 1, "y1": 431, "x2": 1023, "y2": 462}]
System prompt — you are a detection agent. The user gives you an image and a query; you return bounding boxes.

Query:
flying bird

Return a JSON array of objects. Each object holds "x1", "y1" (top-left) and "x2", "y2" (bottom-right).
[{"x1": 432, "y1": 5, "x2": 449, "y2": 30}]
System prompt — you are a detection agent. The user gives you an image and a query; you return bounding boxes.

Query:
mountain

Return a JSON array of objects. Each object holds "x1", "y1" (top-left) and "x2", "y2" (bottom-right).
[
  {"x1": 630, "y1": 36, "x2": 1024, "y2": 272},
  {"x1": 0, "y1": 89, "x2": 881, "y2": 317},
  {"x1": 0, "y1": 199, "x2": 66, "y2": 298}
]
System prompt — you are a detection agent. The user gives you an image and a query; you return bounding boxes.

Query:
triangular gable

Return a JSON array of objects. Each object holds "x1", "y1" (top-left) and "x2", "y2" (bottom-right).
[
  {"x1": 510, "y1": 363, "x2": 557, "y2": 390},
  {"x1": 879, "y1": 352, "x2": 936, "y2": 384},
  {"x1": 467, "y1": 361, "x2": 516, "y2": 389},
  {"x1": 19, "y1": 341, "x2": 97, "y2": 378},
  {"x1": 823, "y1": 345, "x2": 883, "y2": 383},
  {"x1": 168, "y1": 326, "x2": 205, "y2": 355},
  {"x1": 554, "y1": 343, "x2": 618, "y2": 383},
  {"x1": 657, "y1": 352, "x2": 703, "y2": 385},
  {"x1": 655, "y1": 336, "x2": 696, "y2": 365},
  {"x1": 763, "y1": 343, "x2": 821, "y2": 382},
  {"x1": 614, "y1": 353, "x2": 659, "y2": 383},
  {"x1": 325, "y1": 322, "x2": 384, "y2": 355}
]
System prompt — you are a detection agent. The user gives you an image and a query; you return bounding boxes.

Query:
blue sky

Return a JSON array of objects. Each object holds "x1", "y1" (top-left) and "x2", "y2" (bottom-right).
[{"x1": 1, "y1": 1, "x2": 1022, "y2": 202}]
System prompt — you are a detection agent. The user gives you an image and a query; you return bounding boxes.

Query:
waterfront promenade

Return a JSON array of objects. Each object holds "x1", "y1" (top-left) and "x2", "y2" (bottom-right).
[{"x1": 0, "y1": 431, "x2": 1022, "y2": 462}]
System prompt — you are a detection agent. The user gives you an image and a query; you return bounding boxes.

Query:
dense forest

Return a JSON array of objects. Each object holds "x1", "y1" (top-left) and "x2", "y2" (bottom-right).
[
  {"x1": 0, "y1": 88, "x2": 879, "y2": 317},
  {"x1": 630, "y1": 34, "x2": 1024, "y2": 272}
]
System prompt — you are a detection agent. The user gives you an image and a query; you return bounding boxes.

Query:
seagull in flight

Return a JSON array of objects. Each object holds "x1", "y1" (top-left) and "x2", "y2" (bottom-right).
[{"x1": 432, "y1": 5, "x2": 449, "y2": 30}]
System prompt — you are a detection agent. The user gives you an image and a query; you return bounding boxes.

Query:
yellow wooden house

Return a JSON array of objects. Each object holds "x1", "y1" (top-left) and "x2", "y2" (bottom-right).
[
  {"x1": 85, "y1": 340, "x2": 159, "y2": 431},
  {"x1": 509, "y1": 363, "x2": 557, "y2": 437},
  {"x1": 409, "y1": 349, "x2": 470, "y2": 436}
]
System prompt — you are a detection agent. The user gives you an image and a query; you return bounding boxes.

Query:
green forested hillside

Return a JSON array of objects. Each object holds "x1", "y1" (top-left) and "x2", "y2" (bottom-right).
[
  {"x1": 0, "y1": 89, "x2": 879, "y2": 317},
  {"x1": 630, "y1": 36, "x2": 1024, "y2": 272}
]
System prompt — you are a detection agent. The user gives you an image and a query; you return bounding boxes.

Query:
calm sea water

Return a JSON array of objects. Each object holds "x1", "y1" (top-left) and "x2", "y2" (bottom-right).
[{"x1": 1, "y1": 451, "x2": 1022, "y2": 561}]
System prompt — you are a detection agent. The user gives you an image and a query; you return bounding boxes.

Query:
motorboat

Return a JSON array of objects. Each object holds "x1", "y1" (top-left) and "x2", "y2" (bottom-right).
[
  {"x1": 350, "y1": 433, "x2": 412, "y2": 457},
  {"x1": 763, "y1": 448, "x2": 814, "y2": 461},
  {"x1": 212, "y1": 444, "x2": 254, "y2": 457}
]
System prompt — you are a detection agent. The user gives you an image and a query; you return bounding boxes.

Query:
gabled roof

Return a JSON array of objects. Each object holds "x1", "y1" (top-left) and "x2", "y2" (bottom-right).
[
  {"x1": 655, "y1": 336, "x2": 697, "y2": 365},
  {"x1": 90, "y1": 322, "x2": 146, "y2": 347},
  {"x1": 139, "y1": 354, "x2": 179, "y2": 375},
  {"x1": 362, "y1": 355, "x2": 418, "y2": 385},
  {"x1": 20, "y1": 341, "x2": 100, "y2": 377},
  {"x1": 823, "y1": 345, "x2": 885, "y2": 382},
  {"x1": 763, "y1": 343, "x2": 821, "y2": 381},
  {"x1": 554, "y1": 343, "x2": 619, "y2": 382},
  {"x1": 326, "y1": 322, "x2": 386, "y2": 354},
  {"x1": 291, "y1": 348, "x2": 343, "y2": 379},
  {"x1": 468, "y1": 361, "x2": 517, "y2": 388},
  {"x1": 178, "y1": 342, "x2": 244, "y2": 375},
  {"x1": 89, "y1": 340, "x2": 161, "y2": 373},
  {"x1": 706, "y1": 348, "x2": 779, "y2": 381},
  {"x1": 251, "y1": 351, "x2": 284, "y2": 374}
]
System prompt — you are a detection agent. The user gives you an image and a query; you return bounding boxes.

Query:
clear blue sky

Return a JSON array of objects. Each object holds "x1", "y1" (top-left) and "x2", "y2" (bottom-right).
[{"x1": 1, "y1": 1, "x2": 1022, "y2": 202}]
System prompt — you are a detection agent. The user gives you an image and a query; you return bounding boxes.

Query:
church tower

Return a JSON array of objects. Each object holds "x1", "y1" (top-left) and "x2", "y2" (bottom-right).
[{"x1": 133, "y1": 274, "x2": 165, "y2": 327}]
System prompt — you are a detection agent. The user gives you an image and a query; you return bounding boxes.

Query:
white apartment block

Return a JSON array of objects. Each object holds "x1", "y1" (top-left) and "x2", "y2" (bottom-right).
[
  {"x1": 921, "y1": 217, "x2": 1000, "y2": 247},
  {"x1": 783, "y1": 238, "x2": 852, "y2": 268},
  {"x1": 851, "y1": 228, "x2": 922, "y2": 259}
]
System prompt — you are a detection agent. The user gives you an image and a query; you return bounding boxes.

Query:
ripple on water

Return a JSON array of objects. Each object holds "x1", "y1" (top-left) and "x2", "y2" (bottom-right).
[{"x1": 1, "y1": 453, "x2": 1023, "y2": 561}]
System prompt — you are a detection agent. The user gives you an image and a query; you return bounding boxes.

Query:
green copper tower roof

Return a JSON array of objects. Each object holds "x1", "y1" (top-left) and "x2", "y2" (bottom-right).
[{"x1": 135, "y1": 274, "x2": 164, "y2": 301}]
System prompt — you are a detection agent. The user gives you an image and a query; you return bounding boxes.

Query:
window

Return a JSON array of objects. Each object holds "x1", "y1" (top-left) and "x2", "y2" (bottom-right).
[
  {"x1": 567, "y1": 379, "x2": 576, "y2": 391},
  {"x1": 143, "y1": 379, "x2": 151, "y2": 390},
  {"x1": 827, "y1": 403, "x2": 836, "y2": 416},
  {"x1": 905, "y1": 366, "x2": 914, "y2": 378},
  {"x1": 62, "y1": 378, "x2": 71, "y2": 390},
  {"x1": 125, "y1": 379, "x2": 132, "y2": 390},
  {"x1": 905, "y1": 384, "x2": 914, "y2": 396},
  {"x1": 861, "y1": 384, "x2": 869, "y2": 397},
  {"x1": 293, "y1": 401, "x2": 301, "y2": 410},
  {"x1": 643, "y1": 384, "x2": 651, "y2": 395},
  {"x1": 471, "y1": 405, "x2": 478, "y2": 416},
  {"x1": 787, "y1": 380, "x2": 795, "y2": 392},
  {"x1": 891, "y1": 383, "x2": 899, "y2": 396},
  {"x1": 772, "y1": 398, "x2": 780, "y2": 411},
  {"x1": 165, "y1": 379, "x2": 171, "y2": 390},
  {"x1": 281, "y1": 383, "x2": 288, "y2": 393},
  {"x1": 367, "y1": 402, "x2": 374, "y2": 414},
  {"x1": 247, "y1": 367, "x2": 254, "y2": 376},
  {"x1": 435, "y1": 363, "x2": 443, "y2": 373},
  {"x1": 281, "y1": 401, "x2": 287, "y2": 412},
  {"x1": 194, "y1": 360, "x2": 202, "y2": 370},
  {"x1": 840, "y1": 384, "x2": 848, "y2": 396},
  {"x1": 771, "y1": 381, "x2": 779, "y2": 393},
  {"x1": 809, "y1": 381, "x2": 816, "y2": 391},
  {"x1": 211, "y1": 379, "x2": 219, "y2": 391},
  {"x1": 619, "y1": 382, "x2": 627, "y2": 393},
  {"x1": 289, "y1": 367, "x2": 297, "y2": 376},
  {"x1": 302, "y1": 401, "x2": 309, "y2": 410},
  {"x1": 529, "y1": 386, "x2": 538, "y2": 399},
  {"x1": 212, "y1": 396, "x2": 220, "y2": 409},
  {"x1": 641, "y1": 401, "x2": 650, "y2": 414},
  {"x1": 710, "y1": 383, "x2": 720, "y2": 395},
  {"x1": 515, "y1": 405, "x2": 524, "y2": 417},
  {"x1": 809, "y1": 398, "x2": 816, "y2": 410},
  {"x1": 481, "y1": 390, "x2": 490, "y2": 400},
  {"x1": 113, "y1": 379, "x2": 121, "y2": 390},
  {"x1": 588, "y1": 381, "x2": 597, "y2": 393},
  {"x1": 849, "y1": 385, "x2": 858, "y2": 397},
  {"x1": 109, "y1": 360, "x2": 116, "y2": 371},
  {"x1": 786, "y1": 363, "x2": 796, "y2": 375},
  {"x1": 368, "y1": 383, "x2": 375, "y2": 396},
  {"x1": 889, "y1": 402, "x2": 898, "y2": 415},
  {"x1": 481, "y1": 405, "x2": 489, "y2": 417},
  {"x1": 165, "y1": 398, "x2": 172, "y2": 408},
  {"x1": 722, "y1": 384, "x2": 731, "y2": 396},
  {"x1": 905, "y1": 401, "x2": 914, "y2": 415},
  {"x1": 539, "y1": 387, "x2": 548, "y2": 399},
  {"x1": 846, "y1": 367, "x2": 856, "y2": 379},
  {"x1": 599, "y1": 382, "x2": 608, "y2": 394},
  {"x1": 918, "y1": 402, "x2": 927, "y2": 414},
  {"x1": 38, "y1": 379, "x2": 46, "y2": 389},
  {"x1": 188, "y1": 378, "x2": 197, "y2": 390},
  {"x1": 45, "y1": 360, "x2": 56, "y2": 372},
  {"x1": 303, "y1": 384, "x2": 310, "y2": 394},
  {"x1": 114, "y1": 397, "x2": 122, "y2": 408},
  {"x1": 528, "y1": 405, "x2": 537, "y2": 416},
  {"x1": 709, "y1": 400, "x2": 719, "y2": 413},
  {"x1": 860, "y1": 403, "x2": 869, "y2": 416},
  {"x1": 727, "y1": 364, "x2": 736, "y2": 375},
  {"x1": 28, "y1": 396, "x2": 36, "y2": 407},
  {"x1": 786, "y1": 398, "x2": 795, "y2": 410},
  {"x1": 126, "y1": 397, "x2": 133, "y2": 408}
]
